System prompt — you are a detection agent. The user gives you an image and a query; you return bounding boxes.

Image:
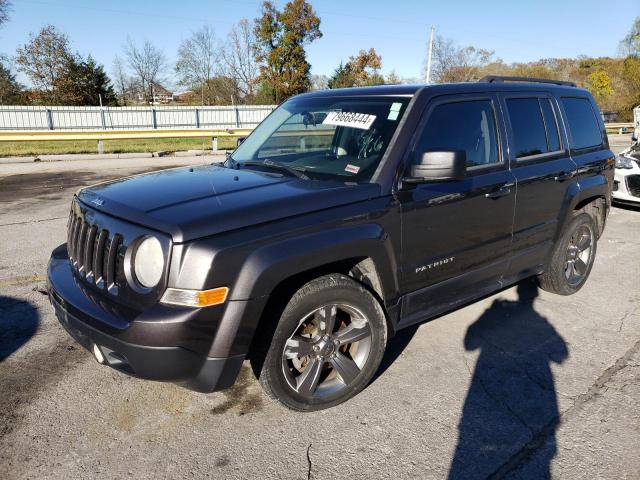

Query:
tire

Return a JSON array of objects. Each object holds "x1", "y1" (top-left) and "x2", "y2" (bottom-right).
[
  {"x1": 253, "y1": 274, "x2": 388, "y2": 411},
  {"x1": 538, "y1": 212, "x2": 598, "y2": 295}
]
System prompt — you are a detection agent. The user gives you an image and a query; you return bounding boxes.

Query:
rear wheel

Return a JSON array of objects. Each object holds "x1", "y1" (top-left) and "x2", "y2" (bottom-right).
[
  {"x1": 538, "y1": 212, "x2": 597, "y2": 295},
  {"x1": 253, "y1": 274, "x2": 387, "y2": 411}
]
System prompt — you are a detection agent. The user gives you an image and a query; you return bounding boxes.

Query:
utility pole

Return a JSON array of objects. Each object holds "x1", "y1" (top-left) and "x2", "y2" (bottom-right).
[{"x1": 426, "y1": 25, "x2": 435, "y2": 84}]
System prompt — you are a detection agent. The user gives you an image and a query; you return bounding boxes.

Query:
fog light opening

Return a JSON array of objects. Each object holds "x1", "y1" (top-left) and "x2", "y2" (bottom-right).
[{"x1": 92, "y1": 343, "x2": 105, "y2": 364}]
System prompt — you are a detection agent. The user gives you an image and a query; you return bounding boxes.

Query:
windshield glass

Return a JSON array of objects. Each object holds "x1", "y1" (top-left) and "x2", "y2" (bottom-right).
[{"x1": 230, "y1": 95, "x2": 411, "y2": 183}]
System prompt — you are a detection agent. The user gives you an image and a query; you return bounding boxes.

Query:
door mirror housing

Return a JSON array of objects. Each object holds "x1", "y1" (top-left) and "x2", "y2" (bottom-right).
[
  {"x1": 406, "y1": 150, "x2": 466, "y2": 183},
  {"x1": 632, "y1": 133, "x2": 638, "y2": 143}
]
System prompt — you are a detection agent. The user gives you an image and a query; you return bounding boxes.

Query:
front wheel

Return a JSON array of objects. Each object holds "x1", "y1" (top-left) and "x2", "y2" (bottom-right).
[
  {"x1": 538, "y1": 212, "x2": 598, "y2": 295},
  {"x1": 253, "y1": 274, "x2": 387, "y2": 411}
]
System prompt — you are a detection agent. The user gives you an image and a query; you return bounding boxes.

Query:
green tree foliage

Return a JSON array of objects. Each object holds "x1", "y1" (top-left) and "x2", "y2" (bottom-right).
[
  {"x1": 328, "y1": 48, "x2": 384, "y2": 88},
  {"x1": 0, "y1": 56, "x2": 23, "y2": 104},
  {"x1": 254, "y1": 0, "x2": 321, "y2": 103},
  {"x1": 67, "y1": 56, "x2": 117, "y2": 106}
]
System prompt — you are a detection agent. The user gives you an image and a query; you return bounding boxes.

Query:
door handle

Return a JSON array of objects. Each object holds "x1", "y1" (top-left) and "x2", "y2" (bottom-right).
[
  {"x1": 485, "y1": 184, "x2": 513, "y2": 199},
  {"x1": 554, "y1": 171, "x2": 575, "y2": 182}
]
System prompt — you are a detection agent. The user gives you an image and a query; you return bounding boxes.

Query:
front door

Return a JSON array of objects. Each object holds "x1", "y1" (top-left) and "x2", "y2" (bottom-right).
[{"x1": 397, "y1": 95, "x2": 516, "y2": 326}]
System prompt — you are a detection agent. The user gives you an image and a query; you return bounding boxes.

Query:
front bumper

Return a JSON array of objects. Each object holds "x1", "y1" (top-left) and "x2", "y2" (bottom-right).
[
  {"x1": 613, "y1": 166, "x2": 640, "y2": 206},
  {"x1": 47, "y1": 244, "x2": 262, "y2": 393}
]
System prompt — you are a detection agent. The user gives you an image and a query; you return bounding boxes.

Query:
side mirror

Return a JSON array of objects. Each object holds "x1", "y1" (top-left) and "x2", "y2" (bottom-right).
[
  {"x1": 632, "y1": 134, "x2": 638, "y2": 143},
  {"x1": 237, "y1": 137, "x2": 246, "y2": 147},
  {"x1": 406, "y1": 150, "x2": 466, "y2": 183}
]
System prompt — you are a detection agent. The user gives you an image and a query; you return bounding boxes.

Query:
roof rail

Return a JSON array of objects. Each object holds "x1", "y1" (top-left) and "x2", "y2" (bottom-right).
[{"x1": 478, "y1": 75, "x2": 577, "y2": 87}]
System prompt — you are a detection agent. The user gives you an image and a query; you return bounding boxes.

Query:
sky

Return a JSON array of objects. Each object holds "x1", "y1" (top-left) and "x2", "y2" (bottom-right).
[{"x1": 1, "y1": 0, "x2": 638, "y2": 88}]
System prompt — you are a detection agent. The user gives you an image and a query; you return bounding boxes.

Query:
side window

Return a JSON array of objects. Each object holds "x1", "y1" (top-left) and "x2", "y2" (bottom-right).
[
  {"x1": 540, "y1": 99, "x2": 561, "y2": 152},
  {"x1": 417, "y1": 100, "x2": 499, "y2": 168},
  {"x1": 561, "y1": 97, "x2": 603, "y2": 150},
  {"x1": 506, "y1": 98, "x2": 549, "y2": 158}
]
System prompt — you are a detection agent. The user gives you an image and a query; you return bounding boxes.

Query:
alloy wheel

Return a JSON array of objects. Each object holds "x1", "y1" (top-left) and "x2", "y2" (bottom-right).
[
  {"x1": 564, "y1": 223, "x2": 594, "y2": 286},
  {"x1": 281, "y1": 303, "x2": 373, "y2": 399}
]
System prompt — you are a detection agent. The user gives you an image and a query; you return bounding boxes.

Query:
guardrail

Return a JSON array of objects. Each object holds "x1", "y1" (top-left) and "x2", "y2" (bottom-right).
[{"x1": 0, "y1": 128, "x2": 255, "y2": 153}]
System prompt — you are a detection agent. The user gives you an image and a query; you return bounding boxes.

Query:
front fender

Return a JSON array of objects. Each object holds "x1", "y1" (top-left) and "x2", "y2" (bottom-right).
[{"x1": 231, "y1": 223, "x2": 399, "y2": 305}]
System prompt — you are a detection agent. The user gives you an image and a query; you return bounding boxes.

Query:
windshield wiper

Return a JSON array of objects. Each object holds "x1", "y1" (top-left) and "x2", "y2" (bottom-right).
[{"x1": 241, "y1": 160, "x2": 310, "y2": 180}]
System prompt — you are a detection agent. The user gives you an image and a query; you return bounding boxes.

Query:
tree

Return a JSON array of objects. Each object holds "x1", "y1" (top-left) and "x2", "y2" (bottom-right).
[
  {"x1": 254, "y1": 0, "x2": 322, "y2": 103},
  {"x1": 124, "y1": 38, "x2": 167, "y2": 104},
  {"x1": 430, "y1": 35, "x2": 495, "y2": 83},
  {"x1": 586, "y1": 70, "x2": 613, "y2": 100},
  {"x1": 619, "y1": 17, "x2": 640, "y2": 57},
  {"x1": 328, "y1": 48, "x2": 384, "y2": 88},
  {"x1": 0, "y1": 0, "x2": 10, "y2": 27},
  {"x1": 327, "y1": 62, "x2": 354, "y2": 89},
  {"x1": 220, "y1": 19, "x2": 260, "y2": 100},
  {"x1": 67, "y1": 56, "x2": 117, "y2": 106},
  {"x1": 202, "y1": 76, "x2": 241, "y2": 105},
  {"x1": 385, "y1": 70, "x2": 402, "y2": 85},
  {"x1": 310, "y1": 74, "x2": 328, "y2": 91},
  {"x1": 175, "y1": 26, "x2": 218, "y2": 104},
  {"x1": 112, "y1": 55, "x2": 133, "y2": 105},
  {"x1": 0, "y1": 56, "x2": 23, "y2": 104},
  {"x1": 15, "y1": 25, "x2": 76, "y2": 104}
]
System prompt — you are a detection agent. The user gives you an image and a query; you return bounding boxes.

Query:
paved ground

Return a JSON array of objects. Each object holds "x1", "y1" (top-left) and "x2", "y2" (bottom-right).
[{"x1": 0, "y1": 147, "x2": 639, "y2": 480}]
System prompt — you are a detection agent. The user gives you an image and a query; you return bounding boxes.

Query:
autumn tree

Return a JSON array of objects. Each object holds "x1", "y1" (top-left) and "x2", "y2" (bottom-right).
[
  {"x1": 124, "y1": 38, "x2": 167, "y2": 104},
  {"x1": 586, "y1": 70, "x2": 613, "y2": 100},
  {"x1": 254, "y1": 0, "x2": 322, "y2": 103},
  {"x1": 0, "y1": 0, "x2": 10, "y2": 27},
  {"x1": 15, "y1": 25, "x2": 76, "y2": 104},
  {"x1": 328, "y1": 48, "x2": 384, "y2": 88},
  {"x1": 175, "y1": 26, "x2": 218, "y2": 104},
  {"x1": 0, "y1": 56, "x2": 23, "y2": 104},
  {"x1": 219, "y1": 19, "x2": 260, "y2": 100}
]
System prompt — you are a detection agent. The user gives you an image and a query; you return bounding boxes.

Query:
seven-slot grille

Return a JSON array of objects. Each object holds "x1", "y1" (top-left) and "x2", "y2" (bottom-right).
[
  {"x1": 67, "y1": 211, "x2": 123, "y2": 290},
  {"x1": 626, "y1": 175, "x2": 640, "y2": 198}
]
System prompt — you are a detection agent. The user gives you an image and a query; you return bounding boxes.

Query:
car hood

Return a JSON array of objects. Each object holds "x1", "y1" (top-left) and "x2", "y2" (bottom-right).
[{"x1": 77, "y1": 164, "x2": 382, "y2": 242}]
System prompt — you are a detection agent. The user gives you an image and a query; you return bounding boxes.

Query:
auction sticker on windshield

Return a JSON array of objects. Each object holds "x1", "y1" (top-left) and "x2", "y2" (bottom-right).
[{"x1": 323, "y1": 111, "x2": 376, "y2": 130}]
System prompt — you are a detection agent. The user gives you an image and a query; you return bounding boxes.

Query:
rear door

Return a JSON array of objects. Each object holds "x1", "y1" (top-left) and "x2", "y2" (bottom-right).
[
  {"x1": 558, "y1": 95, "x2": 612, "y2": 186},
  {"x1": 500, "y1": 93, "x2": 577, "y2": 279},
  {"x1": 397, "y1": 94, "x2": 516, "y2": 325}
]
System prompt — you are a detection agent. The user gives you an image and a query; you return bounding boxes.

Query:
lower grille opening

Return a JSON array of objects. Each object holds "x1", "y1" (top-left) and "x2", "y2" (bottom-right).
[{"x1": 626, "y1": 175, "x2": 640, "y2": 197}]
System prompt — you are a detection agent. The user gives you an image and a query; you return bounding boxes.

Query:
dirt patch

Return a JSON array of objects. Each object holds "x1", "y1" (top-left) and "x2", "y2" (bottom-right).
[{"x1": 210, "y1": 365, "x2": 264, "y2": 416}]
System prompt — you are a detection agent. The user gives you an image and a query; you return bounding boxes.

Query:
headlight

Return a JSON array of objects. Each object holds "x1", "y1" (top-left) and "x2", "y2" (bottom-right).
[
  {"x1": 615, "y1": 155, "x2": 634, "y2": 169},
  {"x1": 133, "y1": 236, "x2": 164, "y2": 288}
]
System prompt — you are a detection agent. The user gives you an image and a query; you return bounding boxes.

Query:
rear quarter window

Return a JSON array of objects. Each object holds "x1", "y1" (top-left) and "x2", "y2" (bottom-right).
[{"x1": 561, "y1": 97, "x2": 603, "y2": 150}]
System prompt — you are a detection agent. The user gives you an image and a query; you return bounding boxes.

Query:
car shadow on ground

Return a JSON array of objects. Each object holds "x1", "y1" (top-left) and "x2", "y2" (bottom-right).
[
  {"x1": 447, "y1": 279, "x2": 569, "y2": 479},
  {"x1": 0, "y1": 295, "x2": 40, "y2": 362}
]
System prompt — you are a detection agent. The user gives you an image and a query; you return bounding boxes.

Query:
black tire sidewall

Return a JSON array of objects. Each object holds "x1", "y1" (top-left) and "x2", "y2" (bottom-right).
[{"x1": 259, "y1": 274, "x2": 387, "y2": 411}]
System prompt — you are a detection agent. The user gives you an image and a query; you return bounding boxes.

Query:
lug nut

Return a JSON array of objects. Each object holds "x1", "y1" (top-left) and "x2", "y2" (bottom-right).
[{"x1": 312, "y1": 345, "x2": 320, "y2": 352}]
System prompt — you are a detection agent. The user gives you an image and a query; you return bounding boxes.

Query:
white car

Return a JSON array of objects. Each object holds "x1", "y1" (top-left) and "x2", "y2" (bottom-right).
[{"x1": 613, "y1": 143, "x2": 640, "y2": 206}]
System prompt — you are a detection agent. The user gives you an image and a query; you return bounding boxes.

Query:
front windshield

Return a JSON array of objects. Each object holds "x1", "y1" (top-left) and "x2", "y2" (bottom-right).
[{"x1": 230, "y1": 95, "x2": 411, "y2": 183}]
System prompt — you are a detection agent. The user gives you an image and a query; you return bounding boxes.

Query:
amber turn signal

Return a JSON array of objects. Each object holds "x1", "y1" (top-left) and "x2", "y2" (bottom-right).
[{"x1": 160, "y1": 287, "x2": 229, "y2": 307}]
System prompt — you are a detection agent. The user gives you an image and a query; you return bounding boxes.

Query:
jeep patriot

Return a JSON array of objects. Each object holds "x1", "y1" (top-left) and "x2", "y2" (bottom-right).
[{"x1": 48, "y1": 77, "x2": 614, "y2": 410}]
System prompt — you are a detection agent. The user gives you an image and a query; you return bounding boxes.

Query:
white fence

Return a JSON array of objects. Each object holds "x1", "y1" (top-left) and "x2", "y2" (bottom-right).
[{"x1": 0, "y1": 105, "x2": 277, "y2": 131}]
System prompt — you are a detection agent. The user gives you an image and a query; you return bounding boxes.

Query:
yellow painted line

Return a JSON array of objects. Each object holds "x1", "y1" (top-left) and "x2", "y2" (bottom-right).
[
  {"x1": 0, "y1": 274, "x2": 47, "y2": 287},
  {"x1": 0, "y1": 128, "x2": 254, "y2": 142}
]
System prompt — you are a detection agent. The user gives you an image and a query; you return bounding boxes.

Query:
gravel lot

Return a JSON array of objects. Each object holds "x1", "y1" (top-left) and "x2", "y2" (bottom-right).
[{"x1": 1, "y1": 141, "x2": 639, "y2": 480}]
